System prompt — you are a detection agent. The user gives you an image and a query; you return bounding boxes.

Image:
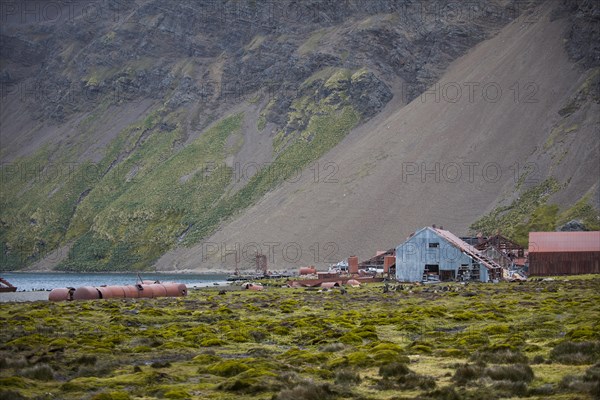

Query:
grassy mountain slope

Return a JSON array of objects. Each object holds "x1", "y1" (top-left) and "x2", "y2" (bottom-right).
[
  {"x1": 0, "y1": 1, "x2": 598, "y2": 272},
  {"x1": 156, "y1": 2, "x2": 599, "y2": 271}
]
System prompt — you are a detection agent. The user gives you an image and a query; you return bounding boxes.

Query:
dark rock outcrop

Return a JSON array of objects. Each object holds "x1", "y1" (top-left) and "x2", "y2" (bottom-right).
[{"x1": 558, "y1": 220, "x2": 589, "y2": 232}]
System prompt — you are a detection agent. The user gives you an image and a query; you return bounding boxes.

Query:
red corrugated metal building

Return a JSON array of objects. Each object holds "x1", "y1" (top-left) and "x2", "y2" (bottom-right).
[{"x1": 528, "y1": 231, "x2": 600, "y2": 276}]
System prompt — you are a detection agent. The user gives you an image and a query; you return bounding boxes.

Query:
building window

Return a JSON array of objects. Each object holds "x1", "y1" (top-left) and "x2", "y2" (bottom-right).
[
  {"x1": 428, "y1": 243, "x2": 439, "y2": 248},
  {"x1": 424, "y1": 264, "x2": 439, "y2": 274}
]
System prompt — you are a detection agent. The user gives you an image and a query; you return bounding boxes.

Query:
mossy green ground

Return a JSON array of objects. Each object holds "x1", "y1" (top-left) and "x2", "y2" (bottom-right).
[{"x1": 1, "y1": 276, "x2": 599, "y2": 399}]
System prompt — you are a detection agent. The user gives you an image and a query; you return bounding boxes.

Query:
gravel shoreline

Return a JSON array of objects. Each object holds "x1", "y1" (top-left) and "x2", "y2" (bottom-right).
[{"x1": 0, "y1": 291, "x2": 49, "y2": 303}]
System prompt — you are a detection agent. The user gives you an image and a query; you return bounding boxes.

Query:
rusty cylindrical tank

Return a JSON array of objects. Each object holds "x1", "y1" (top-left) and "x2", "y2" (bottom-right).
[
  {"x1": 72, "y1": 286, "x2": 100, "y2": 300},
  {"x1": 137, "y1": 284, "x2": 154, "y2": 298},
  {"x1": 108, "y1": 285, "x2": 127, "y2": 298},
  {"x1": 48, "y1": 288, "x2": 71, "y2": 301},
  {"x1": 299, "y1": 267, "x2": 317, "y2": 275},
  {"x1": 123, "y1": 285, "x2": 140, "y2": 298},
  {"x1": 346, "y1": 279, "x2": 361, "y2": 287},
  {"x1": 148, "y1": 284, "x2": 167, "y2": 298},
  {"x1": 162, "y1": 283, "x2": 187, "y2": 297},
  {"x1": 96, "y1": 286, "x2": 113, "y2": 299}
]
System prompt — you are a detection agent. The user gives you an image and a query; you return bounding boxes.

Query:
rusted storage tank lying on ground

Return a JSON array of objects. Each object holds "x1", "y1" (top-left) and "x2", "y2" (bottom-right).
[
  {"x1": 243, "y1": 282, "x2": 264, "y2": 291},
  {"x1": 123, "y1": 285, "x2": 140, "y2": 298},
  {"x1": 137, "y1": 284, "x2": 154, "y2": 298},
  {"x1": 48, "y1": 287, "x2": 74, "y2": 301},
  {"x1": 346, "y1": 279, "x2": 361, "y2": 287},
  {"x1": 49, "y1": 282, "x2": 187, "y2": 301},
  {"x1": 163, "y1": 283, "x2": 187, "y2": 297},
  {"x1": 108, "y1": 285, "x2": 127, "y2": 298},
  {"x1": 148, "y1": 284, "x2": 168, "y2": 298},
  {"x1": 299, "y1": 267, "x2": 317, "y2": 275},
  {"x1": 72, "y1": 286, "x2": 100, "y2": 300},
  {"x1": 96, "y1": 286, "x2": 113, "y2": 299}
]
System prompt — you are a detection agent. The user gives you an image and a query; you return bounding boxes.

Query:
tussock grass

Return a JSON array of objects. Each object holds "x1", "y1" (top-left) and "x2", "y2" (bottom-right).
[
  {"x1": 90, "y1": 392, "x2": 132, "y2": 400},
  {"x1": 485, "y1": 363, "x2": 534, "y2": 382},
  {"x1": 550, "y1": 341, "x2": 600, "y2": 365},
  {"x1": 17, "y1": 363, "x2": 55, "y2": 381},
  {"x1": 0, "y1": 390, "x2": 27, "y2": 400},
  {"x1": 452, "y1": 363, "x2": 485, "y2": 385},
  {"x1": 422, "y1": 386, "x2": 462, "y2": 400},
  {"x1": 377, "y1": 362, "x2": 436, "y2": 390},
  {"x1": 334, "y1": 369, "x2": 361, "y2": 385},
  {"x1": 470, "y1": 346, "x2": 529, "y2": 364}
]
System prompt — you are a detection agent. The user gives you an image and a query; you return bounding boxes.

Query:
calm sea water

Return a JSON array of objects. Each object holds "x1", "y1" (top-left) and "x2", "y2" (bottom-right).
[{"x1": 0, "y1": 272, "x2": 228, "y2": 292}]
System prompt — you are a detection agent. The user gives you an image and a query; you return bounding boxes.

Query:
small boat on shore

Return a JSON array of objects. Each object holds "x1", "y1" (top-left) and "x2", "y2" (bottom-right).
[{"x1": 0, "y1": 277, "x2": 17, "y2": 292}]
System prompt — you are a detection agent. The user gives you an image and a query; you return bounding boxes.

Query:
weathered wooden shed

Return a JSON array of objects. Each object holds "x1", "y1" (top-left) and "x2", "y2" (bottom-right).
[
  {"x1": 475, "y1": 234, "x2": 525, "y2": 269},
  {"x1": 358, "y1": 248, "x2": 395, "y2": 275},
  {"x1": 528, "y1": 231, "x2": 600, "y2": 276},
  {"x1": 395, "y1": 227, "x2": 503, "y2": 282}
]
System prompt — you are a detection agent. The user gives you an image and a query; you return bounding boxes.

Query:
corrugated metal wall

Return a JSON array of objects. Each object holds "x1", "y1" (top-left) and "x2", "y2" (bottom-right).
[
  {"x1": 529, "y1": 252, "x2": 600, "y2": 275},
  {"x1": 395, "y1": 228, "x2": 475, "y2": 282},
  {"x1": 479, "y1": 266, "x2": 489, "y2": 282}
]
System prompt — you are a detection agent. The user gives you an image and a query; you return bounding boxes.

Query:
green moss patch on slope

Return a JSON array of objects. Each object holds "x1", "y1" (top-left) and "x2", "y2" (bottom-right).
[
  {"x1": 0, "y1": 149, "x2": 106, "y2": 270},
  {"x1": 469, "y1": 178, "x2": 563, "y2": 246},
  {"x1": 1, "y1": 89, "x2": 362, "y2": 272},
  {"x1": 471, "y1": 176, "x2": 599, "y2": 247},
  {"x1": 58, "y1": 113, "x2": 243, "y2": 271},
  {"x1": 3, "y1": 64, "x2": 370, "y2": 271},
  {"x1": 181, "y1": 103, "x2": 360, "y2": 246},
  {"x1": 557, "y1": 193, "x2": 600, "y2": 231}
]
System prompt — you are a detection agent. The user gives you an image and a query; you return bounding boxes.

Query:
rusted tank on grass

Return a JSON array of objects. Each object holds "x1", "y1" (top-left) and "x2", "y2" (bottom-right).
[
  {"x1": 72, "y1": 286, "x2": 100, "y2": 300},
  {"x1": 163, "y1": 283, "x2": 187, "y2": 297},
  {"x1": 108, "y1": 285, "x2": 127, "y2": 298},
  {"x1": 96, "y1": 286, "x2": 113, "y2": 299},
  {"x1": 148, "y1": 284, "x2": 168, "y2": 298},
  {"x1": 137, "y1": 284, "x2": 155, "y2": 298},
  {"x1": 299, "y1": 267, "x2": 317, "y2": 275},
  {"x1": 243, "y1": 282, "x2": 264, "y2": 291},
  {"x1": 123, "y1": 285, "x2": 140, "y2": 298},
  {"x1": 48, "y1": 287, "x2": 74, "y2": 301},
  {"x1": 48, "y1": 281, "x2": 187, "y2": 301}
]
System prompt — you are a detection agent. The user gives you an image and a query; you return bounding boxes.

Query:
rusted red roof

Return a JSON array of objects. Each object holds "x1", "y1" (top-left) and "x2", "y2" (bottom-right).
[{"x1": 528, "y1": 231, "x2": 600, "y2": 253}]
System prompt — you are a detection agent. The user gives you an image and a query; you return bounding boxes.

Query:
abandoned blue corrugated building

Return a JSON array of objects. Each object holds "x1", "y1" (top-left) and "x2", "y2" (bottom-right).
[{"x1": 395, "y1": 226, "x2": 503, "y2": 282}]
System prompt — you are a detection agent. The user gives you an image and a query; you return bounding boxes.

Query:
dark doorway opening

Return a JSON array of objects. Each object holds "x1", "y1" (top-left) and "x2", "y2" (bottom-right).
[{"x1": 440, "y1": 270, "x2": 456, "y2": 281}]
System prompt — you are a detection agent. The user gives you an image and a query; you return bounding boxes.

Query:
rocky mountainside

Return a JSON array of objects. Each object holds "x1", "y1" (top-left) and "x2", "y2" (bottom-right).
[{"x1": 0, "y1": 0, "x2": 598, "y2": 272}]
